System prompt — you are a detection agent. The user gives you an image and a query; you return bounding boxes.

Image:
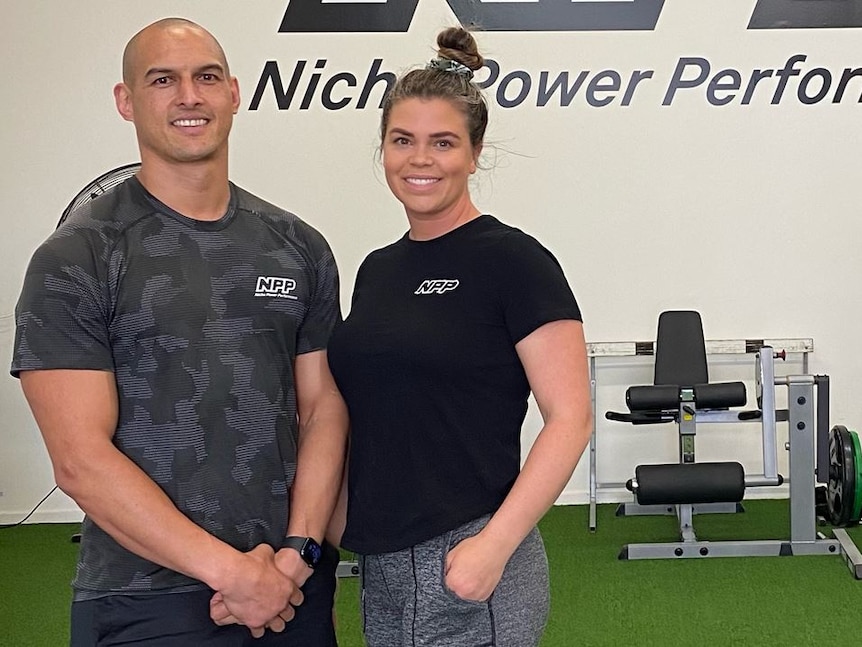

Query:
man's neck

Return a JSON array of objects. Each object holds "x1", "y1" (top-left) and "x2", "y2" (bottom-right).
[{"x1": 137, "y1": 158, "x2": 231, "y2": 222}]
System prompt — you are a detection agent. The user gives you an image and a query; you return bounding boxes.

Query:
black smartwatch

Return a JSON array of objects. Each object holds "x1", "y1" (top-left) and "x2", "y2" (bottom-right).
[{"x1": 284, "y1": 536, "x2": 323, "y2": 569}]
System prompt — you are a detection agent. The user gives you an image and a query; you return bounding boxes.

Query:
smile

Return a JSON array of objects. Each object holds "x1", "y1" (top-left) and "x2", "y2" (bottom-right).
[
  {"x1": 172, "y1": 118, "x2": 208, "y2": 127},
  {"x1": 405, "y1": 177, "x2": 439, "y2": 186}
]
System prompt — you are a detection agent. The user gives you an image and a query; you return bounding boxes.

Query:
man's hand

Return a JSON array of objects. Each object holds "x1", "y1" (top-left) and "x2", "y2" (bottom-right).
[
  {"x1": 210, "y1": 592, "x2": 299, "y2": 636},
  {"x1": 209, "y1": 544, "x2": 304, "y2": 637},
  {"x1": 275, "y1": 545, "x2": 314, "y2": 589}
]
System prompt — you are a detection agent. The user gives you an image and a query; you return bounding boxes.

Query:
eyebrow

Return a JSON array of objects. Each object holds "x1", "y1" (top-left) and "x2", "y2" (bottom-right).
[
  {"x1": 388, "y1": 127, "x2": 463, "y2": 139},
  {"x1": 143, "y1": 63, "x2": 226, "y2": 79}
]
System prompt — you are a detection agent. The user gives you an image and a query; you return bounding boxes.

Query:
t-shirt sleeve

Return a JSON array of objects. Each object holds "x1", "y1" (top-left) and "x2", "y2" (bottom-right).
[
  {"x1": 497, "y1": 231, "x2": 582, "y2": 344},
  {"x1": 294, "y1": 223, "x2": 342, "y2": 355},
  {"x1": 11, "y1": 234, "x2": 113, "y2": 377}
]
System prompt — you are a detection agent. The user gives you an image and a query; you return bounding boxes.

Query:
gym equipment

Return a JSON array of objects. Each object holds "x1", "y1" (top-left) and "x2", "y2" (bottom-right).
[
  {"x1": 823, "y1": 424, "x2": 862, "y2": 577},
  {"x1": 605, "y1": 310, "x2": 862, "y2": 570},
  {"x1": 606, "y1": 311, "x2": 762, "y2": 524},
  {"x1": 825, "y1": 425, "x2": 862, "y2": 527},
  {"x1": 585, "y1": 334, "x2": 813, "y2": 531},
  {"x1": 337, "y1": 560, "x2": 360, "y2": 578}
]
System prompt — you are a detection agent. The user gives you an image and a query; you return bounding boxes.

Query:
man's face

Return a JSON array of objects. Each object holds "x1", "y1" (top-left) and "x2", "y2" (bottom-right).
[{"x1": 114, "y1": 24, "x2": 240, "y2": 167}]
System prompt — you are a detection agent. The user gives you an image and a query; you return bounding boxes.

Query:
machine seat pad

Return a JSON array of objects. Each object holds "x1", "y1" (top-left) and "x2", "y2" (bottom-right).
[{"x1": 633, "y1": 461, "x2": 746, "y2": 505}]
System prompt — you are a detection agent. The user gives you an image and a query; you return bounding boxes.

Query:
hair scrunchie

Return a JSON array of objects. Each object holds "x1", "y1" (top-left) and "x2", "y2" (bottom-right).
[{"x1": 426, "y1": 57, "x2": 474, "y2": 80}]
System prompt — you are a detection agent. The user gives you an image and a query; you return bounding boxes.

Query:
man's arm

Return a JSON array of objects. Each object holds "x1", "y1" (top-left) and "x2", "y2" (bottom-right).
[
  {"x1": 276, "y1": 350, "x2": 348, "y2": 584},
  {"x1": 211, "y1": 350, "x2": 347, "y2": 630},
  {"x1": 20, "y1": 369, "x2": 301, "y2": 635}
]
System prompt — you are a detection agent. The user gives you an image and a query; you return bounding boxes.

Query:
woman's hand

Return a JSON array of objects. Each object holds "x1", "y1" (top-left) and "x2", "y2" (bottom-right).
[{"x1": 444, "y1": 533, "x2": 508, "y2": 602}]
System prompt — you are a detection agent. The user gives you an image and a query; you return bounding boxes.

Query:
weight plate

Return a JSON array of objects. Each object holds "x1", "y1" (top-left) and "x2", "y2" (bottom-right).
[
  {"x1": 849, "y1": 430, "x2": 862, "y2": 524},
  {"x1": 827, "y1": 425, "x2": 857, "y2": 527},
  {"x1": 815, "y1": 484, "x2": 829, "y2": 519}
]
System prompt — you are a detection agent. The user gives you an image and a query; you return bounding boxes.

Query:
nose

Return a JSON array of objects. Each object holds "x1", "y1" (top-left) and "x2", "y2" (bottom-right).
[
  {"x1": 409, "y1": 143, "x2": 432, "y2": 166},
  {"x1": 175, "y1": 77, "x2": 202, "y2": 106}
]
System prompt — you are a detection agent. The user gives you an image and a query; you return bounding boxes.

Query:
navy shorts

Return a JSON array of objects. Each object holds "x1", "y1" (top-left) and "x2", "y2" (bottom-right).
[{"x1": 70, "y1": 541, "x2": 339, "y2": 647}]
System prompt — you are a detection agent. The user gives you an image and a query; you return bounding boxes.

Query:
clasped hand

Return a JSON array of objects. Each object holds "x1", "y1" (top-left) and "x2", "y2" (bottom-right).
[{"x1": 209, "y1": 543, "x2": 313, "y2": 638}]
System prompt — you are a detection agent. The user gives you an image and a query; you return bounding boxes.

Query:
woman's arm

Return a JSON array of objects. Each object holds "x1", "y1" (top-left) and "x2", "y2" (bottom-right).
[{"x1": 444, "y1": 319, "x2": 592, "y2": 601}]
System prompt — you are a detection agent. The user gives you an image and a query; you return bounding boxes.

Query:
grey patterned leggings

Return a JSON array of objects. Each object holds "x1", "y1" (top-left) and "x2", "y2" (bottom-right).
[{"x1": 358, "y1": 515, "x2": 550, "y2": 647}]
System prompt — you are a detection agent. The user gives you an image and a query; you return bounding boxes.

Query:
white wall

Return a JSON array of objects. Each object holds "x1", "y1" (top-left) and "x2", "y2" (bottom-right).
[{"x1": 2, "y1": 0, "x2": 861, "y2": 523}]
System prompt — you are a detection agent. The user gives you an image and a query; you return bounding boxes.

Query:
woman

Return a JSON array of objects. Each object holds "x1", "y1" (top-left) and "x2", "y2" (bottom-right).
[{"x1": 327, "y1": 26, "x2": 592, "y2": 647}]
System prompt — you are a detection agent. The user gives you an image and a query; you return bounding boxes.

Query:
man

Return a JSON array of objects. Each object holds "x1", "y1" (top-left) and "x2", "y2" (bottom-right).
[{"x1": 11, "y1": 18, "x2": 347, "y2": 646}]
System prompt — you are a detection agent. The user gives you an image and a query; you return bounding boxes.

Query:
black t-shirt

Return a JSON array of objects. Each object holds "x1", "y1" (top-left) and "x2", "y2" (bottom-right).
[
  {"x1": 12, "y1": 177, "x2": 341, "y2": 597},
  {"x1": 328, "y1": 215, "x2": 581, "y2": 555}
]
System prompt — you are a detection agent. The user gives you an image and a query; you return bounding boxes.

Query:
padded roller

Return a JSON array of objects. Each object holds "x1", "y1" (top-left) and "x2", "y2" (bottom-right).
[
  {"x1": 627, "y1": 382, "x2": 747, "y2": 412},
  {"x1": 633, "y1": 462, "x2": 745, "y2": 506},
  {"x1": 627, "y1": 385, "x2": 680, "y2": 411},
  {"x1": 693, "y1": 382, "x2": 747, "y2": 409}
]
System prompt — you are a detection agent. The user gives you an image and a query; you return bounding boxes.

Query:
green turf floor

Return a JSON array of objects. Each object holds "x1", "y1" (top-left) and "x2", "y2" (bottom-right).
[{"x1": 2, "y1": 501, "x2": 860, "y2": 646}]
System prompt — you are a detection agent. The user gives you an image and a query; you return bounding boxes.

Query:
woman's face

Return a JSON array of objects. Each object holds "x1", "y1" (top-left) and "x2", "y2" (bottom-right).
[{"x1": 382, "y1": 97, "x2": 479, "y2": 223}]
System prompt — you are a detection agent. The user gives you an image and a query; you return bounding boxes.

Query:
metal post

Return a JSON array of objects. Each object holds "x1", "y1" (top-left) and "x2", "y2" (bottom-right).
[
  {"x1": 758, "y1": 348, "x2": 778, "y2": 480},
  {"x1": 589, "y1": 355, "x2": 598, "y2": 531},
  {"x1": 787, "y1": 377, "x2": 817, "y2": 543}
]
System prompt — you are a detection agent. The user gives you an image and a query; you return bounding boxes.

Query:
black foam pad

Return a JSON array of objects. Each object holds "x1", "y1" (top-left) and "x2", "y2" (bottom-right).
[
  {"x1": 693, "y1": 382, "x2": 747, "y2": 409},
  {"x1": 627, "y1": 385, "x2": 680, "y2": 411},
  {"x1": 626, "y1": 382, "x2": 747, "y2": 413},
  {"x1": 634, "y1": 462, "x2": 745, "y2": 505}
]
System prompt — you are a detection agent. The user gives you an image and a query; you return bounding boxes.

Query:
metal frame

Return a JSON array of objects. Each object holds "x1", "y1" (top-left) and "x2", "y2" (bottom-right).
[
  {"x1": 618, "y1": 348, "x2": 840, "y2": 560},
  {"x1": 336, "y1": 560, "x2": 359, "y2": 578},
  {"x1": 588, "y1": 337, "x2": 813, "y2": 531},
  {"x1": 833, "y1": 528, "x2": 862, "y2": 578}
]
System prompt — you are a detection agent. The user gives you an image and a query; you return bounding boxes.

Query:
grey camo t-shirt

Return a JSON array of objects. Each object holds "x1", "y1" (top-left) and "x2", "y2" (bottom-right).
[{"x1": 12, "y1": 177, "x2": 341, "y2": 598}]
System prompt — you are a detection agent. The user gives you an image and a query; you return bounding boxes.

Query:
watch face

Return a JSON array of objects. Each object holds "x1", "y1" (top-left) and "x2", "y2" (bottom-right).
[
  {"x1": 286, "y1": 536, "x2": 322, "y2": 567},
  {"x1": 304, "y1": 539, "x2": 322, "y2": 566}
]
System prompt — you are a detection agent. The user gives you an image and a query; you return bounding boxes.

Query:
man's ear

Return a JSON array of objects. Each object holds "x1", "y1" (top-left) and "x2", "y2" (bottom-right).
[
  {"x1": 230, "y1": 76, "x2": 240, "y2": 115},
  {"x1": 113, "y1": 83, "x2": 134, "y2": 122}
]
